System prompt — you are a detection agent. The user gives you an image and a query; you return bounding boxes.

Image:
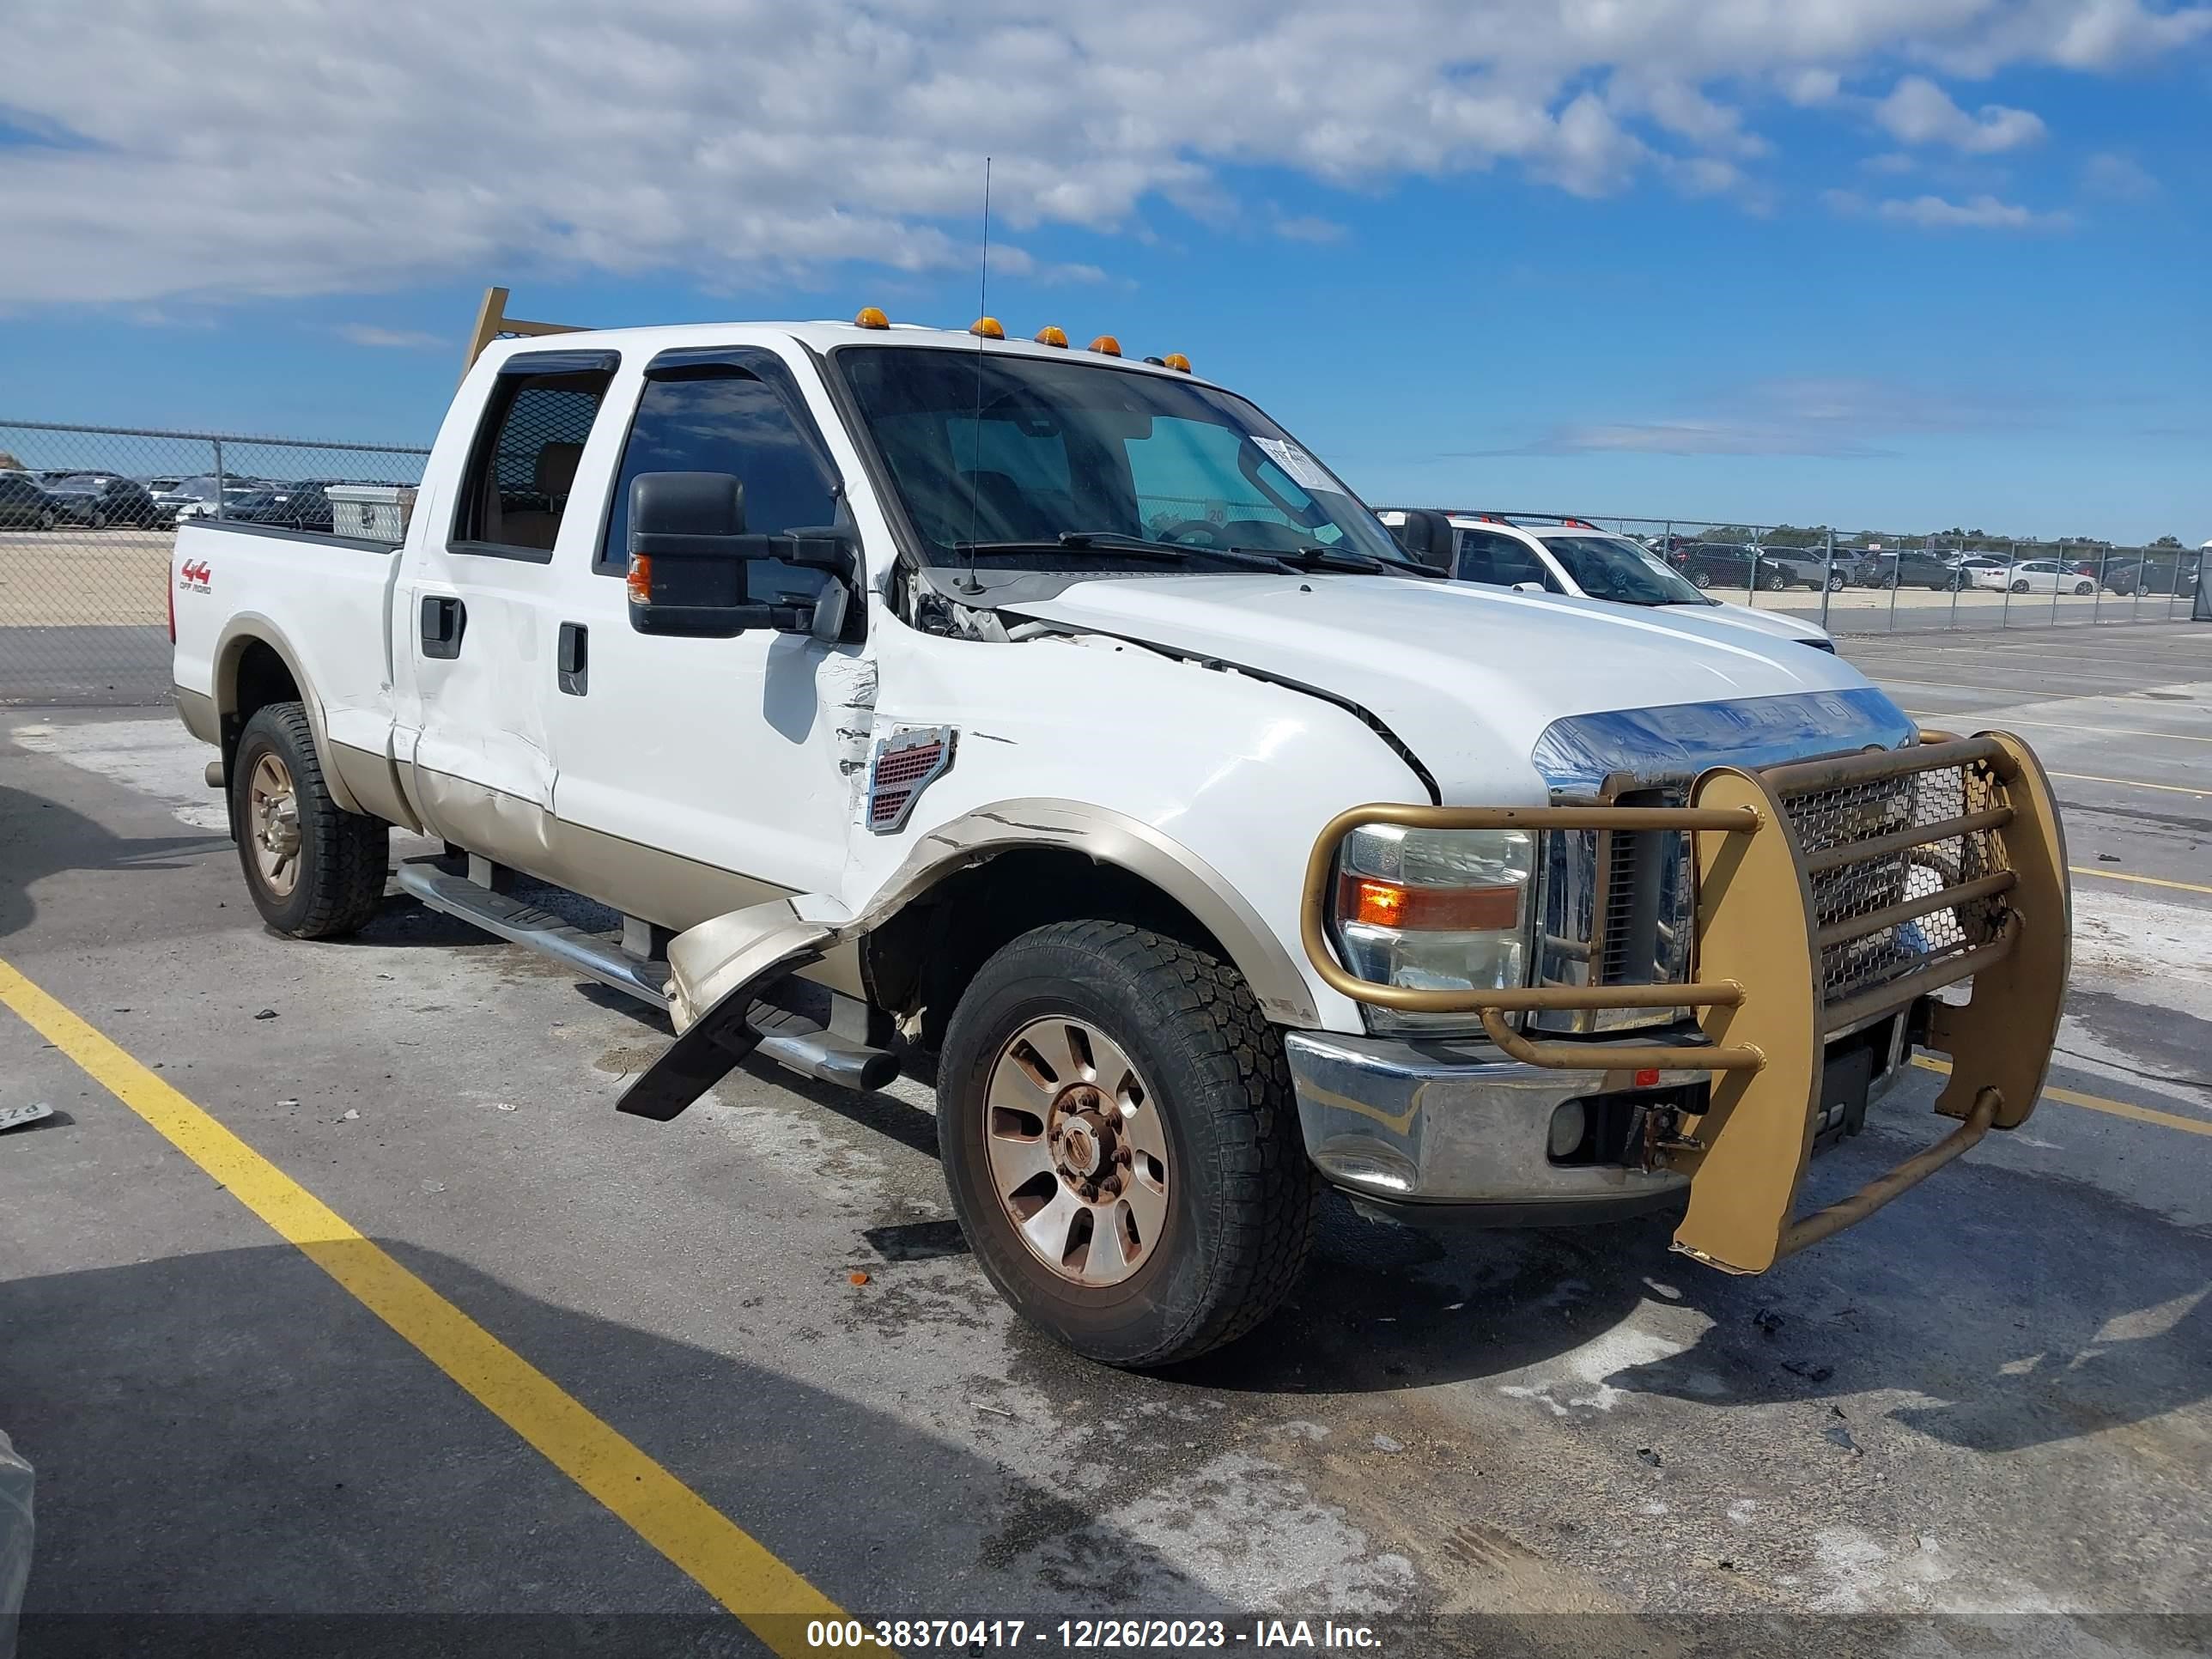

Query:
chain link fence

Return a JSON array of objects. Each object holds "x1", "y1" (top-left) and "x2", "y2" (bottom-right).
[
  {"x1": 2, "y1": 418, "x2": 2203, "y2": 708},
  {"x1": 1, "y1": 420, "x2": 428, "y2": 706},
  {"x1": 1460, "y1": 511, "x2": 2206, "y2": 638}
]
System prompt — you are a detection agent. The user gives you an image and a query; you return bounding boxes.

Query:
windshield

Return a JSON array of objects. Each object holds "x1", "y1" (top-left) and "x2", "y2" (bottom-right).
[
  {"x1": 1542, "y1": 535, "x2": 1708, "y2": 606},
  {"x1": 835, "y1": 346, "x2": 1413, "y2": 568}
]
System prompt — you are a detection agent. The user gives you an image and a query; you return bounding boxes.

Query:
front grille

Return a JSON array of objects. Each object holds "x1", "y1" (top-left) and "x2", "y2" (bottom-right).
[
  {"x1": 1778, "y1": 758, "x2": 2011, "y2": 1007},
  {"x1": 1533, "y1": 803, "x2": 1694, "y2": 1032}
]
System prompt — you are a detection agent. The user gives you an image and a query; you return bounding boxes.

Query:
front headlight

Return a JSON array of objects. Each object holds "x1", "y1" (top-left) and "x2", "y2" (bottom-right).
[{"x1": 1330, "y1": 823, "x2": 1534, "y2": 1033}]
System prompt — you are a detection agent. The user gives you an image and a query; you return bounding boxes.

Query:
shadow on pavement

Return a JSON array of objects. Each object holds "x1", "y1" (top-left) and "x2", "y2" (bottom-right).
[
  {"x1": 0, "y1": 782, "x2": 219, "y2": 943},
  {"x1": 0, "y1": 1239, "x2": 1212, "y2": 1655}
]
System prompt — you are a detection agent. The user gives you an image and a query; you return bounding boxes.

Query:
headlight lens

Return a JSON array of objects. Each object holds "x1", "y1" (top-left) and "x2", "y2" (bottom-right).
[{"x1": 1330, "y1": 823, "x2": 1534, "y2": 1033}]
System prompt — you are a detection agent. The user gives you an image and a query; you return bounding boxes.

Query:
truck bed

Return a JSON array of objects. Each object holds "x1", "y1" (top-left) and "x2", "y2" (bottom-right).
[{"x1": 169, "y1": 518, "x2": 404, "y2": 768}]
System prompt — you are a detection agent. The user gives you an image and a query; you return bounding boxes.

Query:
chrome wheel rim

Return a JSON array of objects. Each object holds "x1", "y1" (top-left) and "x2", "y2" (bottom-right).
[
  {"x1": 982, "y1": 1016, "x2": 1170, "y2": 1287},
  {"x1": 247, "y1": 752, "x2": 302, "y2": 898}
]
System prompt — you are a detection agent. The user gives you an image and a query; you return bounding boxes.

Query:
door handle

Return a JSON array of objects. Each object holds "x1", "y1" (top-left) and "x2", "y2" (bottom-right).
[
  {"x1": 420, "y1": 594, "x2": 465, "y2": 659},
  {"x1": 556, "y1": 622, "x2": 588, "y2": 696}
]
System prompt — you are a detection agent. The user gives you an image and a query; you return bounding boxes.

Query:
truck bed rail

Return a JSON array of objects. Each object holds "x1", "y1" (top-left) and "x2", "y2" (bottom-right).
[{"x1": 1299, "y1": 731, "x2": 2069, "y2": 1273}]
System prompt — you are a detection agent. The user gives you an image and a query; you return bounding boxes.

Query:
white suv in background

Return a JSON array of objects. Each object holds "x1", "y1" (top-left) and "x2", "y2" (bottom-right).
[{"x1": 1381, "y1": 511, "x2": 1837, "y2": 651}]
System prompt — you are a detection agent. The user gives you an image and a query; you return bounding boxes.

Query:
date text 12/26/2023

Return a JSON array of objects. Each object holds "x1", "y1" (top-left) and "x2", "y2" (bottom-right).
[{"x1": 806, "y1": 1618, "x2": 1384, "y2": 1651}]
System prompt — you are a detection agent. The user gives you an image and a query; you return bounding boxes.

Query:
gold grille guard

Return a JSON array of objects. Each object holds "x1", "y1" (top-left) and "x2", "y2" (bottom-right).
[{"x1": 1298, "y1": 732, "x2": 2070, "y2": 1273}]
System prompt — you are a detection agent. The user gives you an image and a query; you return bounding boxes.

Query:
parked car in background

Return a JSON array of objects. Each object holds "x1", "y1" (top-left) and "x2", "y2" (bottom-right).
[
  {"x1": 1967, "y1": 559, "x2": 2099, "y2": 595},
  {"x1": 1668, "y1": 541, "x2": 1755, "y2": 590},
  {"x1": 40, "y1": 473, "x2": 167, "y2": 528},
  {"x1": 1668, "y1": 541, "x2": 1835, "y2": 592},
  {"x1": 1857, "y1": 550, "x2": 1964, "y2": 590},
  {"x1": 234, "y1": 479, "x2": 342, "y2": 532},
  {"x1": 0, "y1": 472, "x2": 60, "y2": 529},
  {"x1": 1379, "y1": 511, "x2": 1836, "y2": 650},
  {"x1": 175, "y1": 486, "x2": 282, "y2": 522},
  {"x1": 2100, "y1": 553, "x2": 2202, "y2": 597}
]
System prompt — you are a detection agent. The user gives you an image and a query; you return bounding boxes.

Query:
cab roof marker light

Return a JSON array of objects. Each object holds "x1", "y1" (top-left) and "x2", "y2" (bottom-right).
[
  {"x1": 969, "y1": 317, "x2": 1005, "y2": 339},
  {"x1": 854, "y1": 306, "x2": 890, "y2": 329},
  {"x1": 1034, "y1": 325, "x2": 1068, "y2": 348},
  {"x1": 1087, "y1": 335, "x2": 1121, "y2": 356},
  {"x1": 1163, "y1": 353, "x2": 1192, "y2": 373}
]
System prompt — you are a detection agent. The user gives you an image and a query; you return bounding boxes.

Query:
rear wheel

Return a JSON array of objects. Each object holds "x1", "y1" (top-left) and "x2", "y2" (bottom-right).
[
  {"x1": 1692, "y1": 569, "x2": 1714, "y2": 590},
  {"x1": 37, "y1": 507, "x2": 55, "y2": 532},
  {"x1": 1824, "y1": 571, "x2": 1846, "y2": 592},
  {"x1": 230, "y1": 702, "x2": 388, "y2": 938},
  {"x1": 2010, "y1": 579, "x2": 2031, "y2": 593},
  {"x1": 1764, "y1": 570, "x2": 1789, "y2": 592},
  {"x1": 938, "y1": 920, "x2": 1320, "y2": 1368}
]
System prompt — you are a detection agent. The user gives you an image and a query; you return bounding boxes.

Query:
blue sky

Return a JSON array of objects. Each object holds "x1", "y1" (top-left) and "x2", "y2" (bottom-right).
[{"x1": 3, "y1": 2, "x2": 2207, "y2": 543}]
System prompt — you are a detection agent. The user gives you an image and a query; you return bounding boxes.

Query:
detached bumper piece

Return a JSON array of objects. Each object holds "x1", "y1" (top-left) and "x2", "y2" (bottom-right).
[{"x1": 1300, "y1": 731, "x2": 2069, "y2": 1273}]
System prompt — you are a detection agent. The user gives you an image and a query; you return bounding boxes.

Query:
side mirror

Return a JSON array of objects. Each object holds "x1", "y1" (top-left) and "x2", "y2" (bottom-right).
[
  {"x1": 626, "y1": 471, "x2": 855, "y2": 639},
  {"x1": 1389, "y1": 507, "x2": 1454, "y2": 573},
  {"x1": 1511, "y1": 581, "x2": 1547, "y2": 593}
]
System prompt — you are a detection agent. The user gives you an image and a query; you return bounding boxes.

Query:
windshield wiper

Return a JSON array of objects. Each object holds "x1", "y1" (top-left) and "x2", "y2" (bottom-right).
[
  {"x1": 1228, "y1": 544, "x2": 1448, "y2": 579},
  {"x1": 952, "y1": 532, "x2": 1285, "y2": 571}
]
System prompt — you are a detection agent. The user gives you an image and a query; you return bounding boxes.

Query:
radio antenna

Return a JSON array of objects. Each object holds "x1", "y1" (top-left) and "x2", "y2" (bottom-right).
[{"x1": 957, "y1": 155, "x2": 993, "y2": 595}]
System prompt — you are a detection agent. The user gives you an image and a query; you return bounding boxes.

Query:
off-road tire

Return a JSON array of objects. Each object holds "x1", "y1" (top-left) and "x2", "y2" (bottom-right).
[
  {"x1": 231, "y1": 702, "x2": 388, "y2": 939},
  {"x1": 939, "y1": 920, "x2": 1321, "y2": 1368}
]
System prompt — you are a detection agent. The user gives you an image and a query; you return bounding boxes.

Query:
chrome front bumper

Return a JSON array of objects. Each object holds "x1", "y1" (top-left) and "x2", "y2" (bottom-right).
[{"x1": 1285, "y1": 1023, "x2": 1912, "y2": 1219}]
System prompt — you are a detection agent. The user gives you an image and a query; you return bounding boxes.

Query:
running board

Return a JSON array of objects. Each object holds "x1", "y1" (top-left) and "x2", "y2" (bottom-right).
[{"x1": 393, "y1": 861, "x2": 896, "y2": 1097}]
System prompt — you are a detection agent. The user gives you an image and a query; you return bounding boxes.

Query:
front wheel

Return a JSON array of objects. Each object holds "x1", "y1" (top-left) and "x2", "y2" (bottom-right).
[
  {"x1": 1692, "y1": 569, "x2": 1714, "y2": 590},
  {"x1": 938, "y1": 920, "x2": 1320, "y2": 1368},
  {"x1": 2073, "y1": 581, "x2": 2094, "y2": 595},
  {"x1": 230, "y1": 702, "x2": 389, "y2": 938},
  {"x1": 1824, "y1": 572, "x2": 1846, "y2": 592}
]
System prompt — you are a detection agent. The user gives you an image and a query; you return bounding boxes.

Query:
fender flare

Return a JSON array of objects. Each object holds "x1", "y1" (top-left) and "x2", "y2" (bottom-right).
[
  {"x1": 857, "y1": 797, "x2": 1322, "y2": 1028},
  {"x1": 210, "y1": 612, "x2": 367, "y2": 817}
]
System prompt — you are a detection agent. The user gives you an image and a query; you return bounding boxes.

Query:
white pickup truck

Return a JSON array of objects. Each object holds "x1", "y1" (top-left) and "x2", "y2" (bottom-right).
[{"x1": 171, "y1": 293, "x2": 2069, "y2": 1366}]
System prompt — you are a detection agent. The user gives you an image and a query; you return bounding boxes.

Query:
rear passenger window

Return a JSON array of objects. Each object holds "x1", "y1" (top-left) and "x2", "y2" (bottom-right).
[
  {"x1": 599, "y1": 364, "x2": 842, "y2": 601},
  {"x1": 453, "y1": 359, "x2": 616, "y2": 559}
]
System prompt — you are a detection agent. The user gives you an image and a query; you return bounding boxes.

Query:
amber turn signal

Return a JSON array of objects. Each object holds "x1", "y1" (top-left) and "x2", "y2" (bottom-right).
[
  {"x1": 626, "y1": 555, "x2": 653, "y2": 604},
  {"x1": 1338, "y1": 873, "x2": 1520, "y2": 932}
]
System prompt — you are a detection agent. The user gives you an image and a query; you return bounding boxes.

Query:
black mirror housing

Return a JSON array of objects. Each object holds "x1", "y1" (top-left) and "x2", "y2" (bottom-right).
[
  {"x1": 625, "y1": 471, "x2": 855, "y2": 637},
  {"x1": 1391, "y1": 507, "x2": 1453, "y2": 572}
]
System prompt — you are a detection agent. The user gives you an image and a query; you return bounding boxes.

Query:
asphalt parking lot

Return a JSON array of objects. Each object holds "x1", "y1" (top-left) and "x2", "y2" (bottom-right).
[{"x1": 3, "y1": 623, "x2": 2208, "y2": 1656}]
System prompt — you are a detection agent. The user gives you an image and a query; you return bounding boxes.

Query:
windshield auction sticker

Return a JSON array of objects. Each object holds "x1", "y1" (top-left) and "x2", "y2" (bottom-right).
[{"x1": 1251, "y1": 437, "x2": 1337, "y2": 494}]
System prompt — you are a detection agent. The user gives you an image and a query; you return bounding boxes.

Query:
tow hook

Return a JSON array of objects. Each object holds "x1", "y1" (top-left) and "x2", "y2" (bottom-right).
[{"x1": 1640, "y1": 1104, "x2": 1705, "y2": 1170}]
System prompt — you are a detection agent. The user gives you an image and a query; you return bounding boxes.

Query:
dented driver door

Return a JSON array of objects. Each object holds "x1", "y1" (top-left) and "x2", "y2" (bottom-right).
[{"x1": 538, "y1": 348, "x2": 866, "y2": 919}]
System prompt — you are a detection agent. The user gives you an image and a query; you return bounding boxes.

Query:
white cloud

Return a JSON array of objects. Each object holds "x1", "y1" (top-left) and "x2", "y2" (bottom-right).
[
  {"x1": 337, "y1": 325, "x2": 444, "y2": 349},
  {"x1": 1860, "y1": 152, "x2": 1918, "y2": 174},
  {"x1": 0, "y1": 2, "x2": 2192, "y2": 306},
  {"x1": 1471, "y1": 374, "x2": 2037, "y2": 458},
  {"x1": 1875, "y1": 193, "x2": 2073, "y2": 229},
  {"x1": 1873, "y1": 76, "x2": 2045, "y2": 152},
  {"x1": 1272, "y1": 214, "x2": 1351, "y2": 244},
  {"x1": 2081, "y1": 150, "x2": 2161, "y2": 201}
]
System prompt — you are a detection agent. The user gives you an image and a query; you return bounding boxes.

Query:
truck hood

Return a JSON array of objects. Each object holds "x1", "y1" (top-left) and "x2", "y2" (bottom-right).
[
  {"x1": 1662, "y1": 599, "x2": 1831, "y2": 647},
  {"x1": 1019, "y1": 573, "x2": 1899, "y2": 799}
]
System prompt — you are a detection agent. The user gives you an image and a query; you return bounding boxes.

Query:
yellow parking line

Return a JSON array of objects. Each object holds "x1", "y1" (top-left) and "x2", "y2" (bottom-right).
[
  {"x1": 2048, "y1": 771, "x2": 2209, "y2": 799},
  {"x1": 2069, "y1": 866, "x2": 2212, "y2": 896},
  {"x1": 0, "y1": 955, "x2": 880, "y2": 1657},
  {"x1": 1911, "y1": 1055, "x2": 2212, "y2": 1138}
]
